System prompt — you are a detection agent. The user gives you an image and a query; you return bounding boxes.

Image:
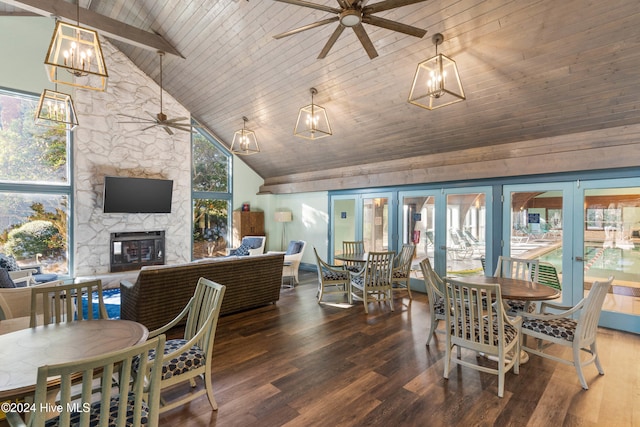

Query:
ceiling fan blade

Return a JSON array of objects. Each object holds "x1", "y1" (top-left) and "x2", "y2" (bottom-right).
[
  {"x1": 163, "y1": 126, "x2": 174, "y2": 136},
  {"x1": 141, "y1": 124, "x2": 157, "y2": 131},
  {"x1": 318, "y1": 25, "x2": 346, "y2": 59},
  {"x1": 352, "y1": 24, "x2": 378, "y2": 59},
  {"x1": 163, "y1": 117, "x2": 190, "y2": 123},
  {"x1": 273, "y1": 0, "x2": 341, "y2": 14},
  {"x1": 362, "y1": 15, "x2": 427, "y2": 38},
  {"x1": 363, "y1": 0, "x2": 429, "y2": 15},
  {"x1": 273, "y1": 17, "x2": 339, "y2": 39}
]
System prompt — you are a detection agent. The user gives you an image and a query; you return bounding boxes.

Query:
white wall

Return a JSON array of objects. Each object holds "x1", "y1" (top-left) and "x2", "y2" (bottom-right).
[{"x1": 0, "y1": 17, "x2": 53, "y2": 94}]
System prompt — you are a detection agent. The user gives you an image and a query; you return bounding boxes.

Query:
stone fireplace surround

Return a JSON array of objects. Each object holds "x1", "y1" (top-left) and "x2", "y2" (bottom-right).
[{"x1": 72, "y1": 40, "x2": 191, "y2": 277}]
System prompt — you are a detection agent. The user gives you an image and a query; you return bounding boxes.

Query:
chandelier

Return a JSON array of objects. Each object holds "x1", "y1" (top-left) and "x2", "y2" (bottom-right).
[
  {"x1": 408, "y1": 33, "x2": 465, "y2": 110},
  {"x1": 35, "y1": 88, "x2": 79, "y2": 130},
  {"x1": 43, "y1": 2, "x2": 108, "y2": 91},
  {"x1": 294, "y1": 88, "x2": 332, "y2": 140},
  {"x1": 230, "y1": 116, "x2": 260, "y2": 155}
]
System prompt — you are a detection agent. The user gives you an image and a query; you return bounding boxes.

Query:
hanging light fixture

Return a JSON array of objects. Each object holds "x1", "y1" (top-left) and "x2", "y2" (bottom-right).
[
  {"x1": 294, "y1": 87, "x2": 332, "y2": 140},
  {"x1": 408, "y1": 33, "x2": 465, "y2": 110},
  {"x1": 34, "y1": 88, "x2": 79, "y2": 130},
  {"x1": 44, "y1": 1, "x2": 108, "y2": 91},
  {"x1": 231, "y1": 116, "x2": 260, "y2": 155}
]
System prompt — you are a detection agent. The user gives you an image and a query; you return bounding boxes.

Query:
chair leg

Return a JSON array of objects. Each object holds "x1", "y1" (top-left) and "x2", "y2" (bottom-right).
[
  {"x1": 574, "y1": 345, "x2": 589, "y2": 390},
  {"x1": 498, "y1": 364, "x2": 505, "y2": 398},
  {"x1": 204, "y1": 368, "x2": 218, "y2": 411},
  {"x1": 426, "y1": 315, "x2": 438, "y2": 346},
  {"x1": 592, "y1": 342, "x2": 604, "y2": 375},
  {"x1": 389, "y1": 288, "x2": 394, "y2": 311},
  {"x1": 405, "y1": 279, "x2": 413, "y2": 300}
]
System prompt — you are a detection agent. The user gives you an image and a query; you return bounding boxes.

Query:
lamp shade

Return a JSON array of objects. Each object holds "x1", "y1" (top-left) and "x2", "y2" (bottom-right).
[{"x1": 274, "y1": 211, "x2": 292, "y2": 223}]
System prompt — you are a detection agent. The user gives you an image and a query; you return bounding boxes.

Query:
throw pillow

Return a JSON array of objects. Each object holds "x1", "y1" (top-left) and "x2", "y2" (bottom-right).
[
  {"x1": 285, "y1": 241, "x2": 302, "y2": 255},
  {"x1": 235, "y1": 244, "x2": 251, "y2": 256},
  {"x1": 0, "y1": 254, "x2": 20, "y2": 271},
  {"x1": 0, "y1": 268, "x2": 16, "y2": 288}
]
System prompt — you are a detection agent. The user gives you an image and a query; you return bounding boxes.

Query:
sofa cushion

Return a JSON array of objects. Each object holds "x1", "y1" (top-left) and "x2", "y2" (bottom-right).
[
  {"x1": 0, "y1": 254, "x2": 19, "y2": 271},
  {"x1": 234, "y1": 243, "x2": 251, "y2": 256},
  {"x1": 285, "y1": 241, "x2": 303, "y2": 255},
  {"x1": 243, "y1": 237, "x2": 264, "y2": 249},
  {"x1": 0, "y1": 268, "x2": 17, "y2": 288}
]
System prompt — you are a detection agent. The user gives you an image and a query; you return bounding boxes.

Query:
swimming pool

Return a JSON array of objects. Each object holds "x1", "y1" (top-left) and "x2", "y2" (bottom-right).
[{"x1": 538, "y1": 243, "x2": 640, "y2": 283}]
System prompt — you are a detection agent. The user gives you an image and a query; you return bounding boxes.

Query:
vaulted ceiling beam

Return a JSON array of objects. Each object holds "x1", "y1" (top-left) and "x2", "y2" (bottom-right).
[{"x1": 3, "y1": 0, "x2": 183, "y2": 58}]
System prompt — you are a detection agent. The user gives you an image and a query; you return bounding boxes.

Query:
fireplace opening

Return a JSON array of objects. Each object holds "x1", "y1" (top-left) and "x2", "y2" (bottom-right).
[{"x1": 110, "y1": 231, "x2": 165, "y2": 272}]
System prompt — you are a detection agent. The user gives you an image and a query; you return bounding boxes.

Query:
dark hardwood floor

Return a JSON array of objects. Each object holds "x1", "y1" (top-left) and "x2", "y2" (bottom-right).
[{"x1": 155, "y1": 270, "x2": 639, "y2": 427}]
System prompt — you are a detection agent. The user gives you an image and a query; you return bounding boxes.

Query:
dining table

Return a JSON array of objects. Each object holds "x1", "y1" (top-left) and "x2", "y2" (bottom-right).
[
  {"x1": 334, "y1": 252, "x2": 368, "y2": 264},
  {"x1": 0, "y1": 319, "x2": 148, "y2": 400}
]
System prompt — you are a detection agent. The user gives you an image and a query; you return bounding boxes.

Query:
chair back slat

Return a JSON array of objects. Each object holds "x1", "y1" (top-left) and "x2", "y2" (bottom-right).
[
  {"x1": 494, "y1": 256, "x2": 539, "y2": 282},
  {"x1": 576, "y1": 277, "x2": 613, "y2": 345},
  {"x1": 537, "y1": 262, "x2": 561, "y2": 290},
  {"x1": 26, "y1": 335, "x2": 166, "y2": 427},
  {"x1": 342, "y1": 240, "x2": 365, "y2": 270},
  {"x1": 445, "y1": 278, "x2": 506, "y2": 354},
  {"x1": 30, "y1": 279, "x2": 108, "y2": 327},
  {"x1": 363, "y1": 251, "x2": 394, "y2": 289},
  {"x1": 184, "y1": 277, "x2": 226, "y2": 355}
]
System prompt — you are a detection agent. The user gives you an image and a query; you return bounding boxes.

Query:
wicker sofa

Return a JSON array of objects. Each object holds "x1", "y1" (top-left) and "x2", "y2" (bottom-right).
[{"x1": 120, "y1": 253, "x2": 284, "y2": 330}]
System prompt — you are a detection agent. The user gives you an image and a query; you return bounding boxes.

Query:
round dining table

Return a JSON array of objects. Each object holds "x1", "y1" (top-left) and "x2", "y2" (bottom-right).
[
  {"x1": 334, "y1": 253, "x2": 368, "y2": 263},
  {"x1": 451, "y1": 275, "x2": 560, "y2": 301},
  {"x1": 0, "y1": 319, "x2": 148, "y2": 400}
]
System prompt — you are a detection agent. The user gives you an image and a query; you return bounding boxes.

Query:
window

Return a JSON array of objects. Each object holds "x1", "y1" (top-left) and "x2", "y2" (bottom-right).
[
  {"x1": 0, "y1": 88, "x2": 71, "y2": 275},
  {"x1": 191, "y1": 120, "x2": 232, "y2": 259}
]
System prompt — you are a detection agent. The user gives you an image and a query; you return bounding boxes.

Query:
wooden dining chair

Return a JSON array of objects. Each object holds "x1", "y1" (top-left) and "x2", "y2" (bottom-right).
[
  {"x1": 392, "y1": 244, "x2": 414, "y2": 299},
  {"x1": 494, "y1": 256, "x2": 540, "y2": 316},
  {"x1": 443, "y1": 277, "x2": 522, "y2": 398},
  {"x1": 29, "y1": 279, "x2": 108, "y2": 327},
  {"x1": 520, "y1": 276, "x2": 613, "y2": 389},
  {"x1": 137, "y1": 277, "x2": 226, "y2": 413},
  {"x1": 342, "y1": 241, "x2": 365, "y2": 272},
  {"x1": 5, "y1": 335, "x2": 166, "y2": 427},
  {"x1": 420, "y1": 258, "x2": 446, "y2": 346},
  {"x1": 350, "y1": 251, "x2": 395, "y2": 314},
  {"x1": 314, "y1": 247, "x2": 351, "y2": 303}
]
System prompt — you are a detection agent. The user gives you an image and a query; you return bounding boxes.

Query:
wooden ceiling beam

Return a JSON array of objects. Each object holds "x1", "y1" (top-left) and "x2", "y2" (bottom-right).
[{"x1": 3, "y1": 0, "x2": 184, "y2": 58}]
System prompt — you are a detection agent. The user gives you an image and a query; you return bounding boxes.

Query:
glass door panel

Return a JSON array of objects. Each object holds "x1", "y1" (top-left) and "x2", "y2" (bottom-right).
[
  {"x1": 401, "y1": 194, "x2": 436, "y2": 266},
  {"x1": 331, "y1": 197, "x2": 357, "y2": 259},
  {"x1": 445, "y1": 191, "x2": 487, "y2": 277},
  {"x1": 582, "y1": 185, "x2": 640, "y2": 329},
  {"x1": 363, "y1": 196, "x2": 389, "y2": 252},
  {"x1": 508, "y1": 190, "x2": 566, "y2": 298}
]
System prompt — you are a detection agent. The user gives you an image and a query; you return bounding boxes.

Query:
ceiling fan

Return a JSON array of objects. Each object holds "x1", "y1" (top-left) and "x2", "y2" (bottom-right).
[
  {"x1": 272, "y1": 0, "x2": 429, "y2": 59},
  {"x1": 118, "y1": 51, "x2": 193, "y2": 135}
]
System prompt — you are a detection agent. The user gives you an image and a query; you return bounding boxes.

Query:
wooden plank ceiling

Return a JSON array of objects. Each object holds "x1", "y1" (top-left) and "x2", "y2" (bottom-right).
[{"x1": 3, "y1": 0, "x2": 640, "y2": 190}]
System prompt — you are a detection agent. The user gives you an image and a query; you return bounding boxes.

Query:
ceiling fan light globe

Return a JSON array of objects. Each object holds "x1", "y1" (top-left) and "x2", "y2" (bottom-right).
[{"x1": 340, "y1": 10, "x2": 361, "y2": 27}]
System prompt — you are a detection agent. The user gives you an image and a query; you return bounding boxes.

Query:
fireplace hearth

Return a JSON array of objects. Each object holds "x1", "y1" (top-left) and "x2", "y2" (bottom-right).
[{"x1": 110, "y1": 231, "x2": 165, "y2": 272}]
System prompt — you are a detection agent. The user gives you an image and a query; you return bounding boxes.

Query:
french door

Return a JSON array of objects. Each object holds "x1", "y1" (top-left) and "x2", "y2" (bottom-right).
[
  {"x1": 504, "y1": 179, "x2": 640, "y2": 333},
  {"x1": 330, "y1": 192, "x2": 394, "y2": 261},
  {"x1": 399, "y1": 186, "x2": 492, "y2": 281}
]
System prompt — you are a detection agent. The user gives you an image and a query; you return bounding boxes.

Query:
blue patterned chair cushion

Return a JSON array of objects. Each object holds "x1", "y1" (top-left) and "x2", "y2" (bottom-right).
[
  {"x1": 322, "y1": 268, "x2": 349, "y2": 281},
  {"x1": 44, "y1": 392, "x2": 149, "y2": 427},
  {"x1": 0, "y1": 254, "x2": 19, "y2": 271},
  {"x1": 451, "y1": 318, "x2": 519, "y2": 345},
  {"x1": 153, "y1": 339, "x2": 205, "y2": 380},
  {"x1": 345, "y1": 265, "x2": 361, "y2": 273},
  {"x1": 392, "y1": 270, "x2": 409, "y2": 279},
  {"x1": 505, "y1": 299, "x2": 536, "y2": 316},
  {"x1": 432, "y1": 296, "x2": 446, "y2": 315},
  {"x1": 0, "y1": 268, "x2": 16, "y2": 288},
  {"x1": 522, "y1": 317, "x2": 577, "y2": 342}
]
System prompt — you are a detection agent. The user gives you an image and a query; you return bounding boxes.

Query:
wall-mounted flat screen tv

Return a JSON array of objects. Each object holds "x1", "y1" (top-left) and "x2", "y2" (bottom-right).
[{"x1": 103, "y1": 176, "x2": 173, "y2": 213}]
